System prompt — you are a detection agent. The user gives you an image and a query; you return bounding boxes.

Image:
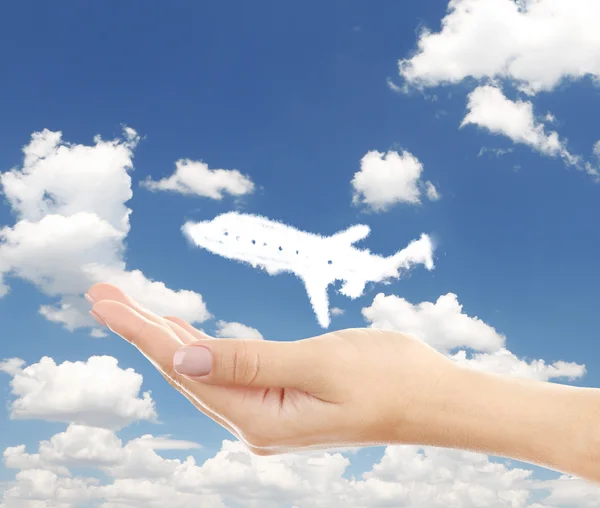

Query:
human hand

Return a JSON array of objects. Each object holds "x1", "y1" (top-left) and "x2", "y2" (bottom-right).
[{"x1": 86, "y1": 283, "x2": 459, "y2": 455}]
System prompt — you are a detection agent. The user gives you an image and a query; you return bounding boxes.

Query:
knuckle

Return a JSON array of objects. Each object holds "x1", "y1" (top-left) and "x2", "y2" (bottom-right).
[{"x1": 231, "y1": 341, "x2": 260, "y2": 386}]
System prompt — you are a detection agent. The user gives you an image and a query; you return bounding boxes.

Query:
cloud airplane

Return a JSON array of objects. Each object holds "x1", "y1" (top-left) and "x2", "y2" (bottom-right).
[{"x1": 182, "y1": 212, "x2": 435, "y2": 328}]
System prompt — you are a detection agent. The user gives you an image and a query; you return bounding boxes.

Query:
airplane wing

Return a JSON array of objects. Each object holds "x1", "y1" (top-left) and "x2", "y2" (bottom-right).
[
  {"x1": 302, "y1": 276, "x2": 331, "y2": 328},
  {"x1": 330, "y1": 224, "x2": 370, "y2": 245}
]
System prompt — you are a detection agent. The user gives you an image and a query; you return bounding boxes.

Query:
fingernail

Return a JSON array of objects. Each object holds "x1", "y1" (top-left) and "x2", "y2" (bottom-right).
[
  {"x1": 89, "y1": 310, "x2": 107, "y2": 326},
  {"x1": 84, "y1": 293, "x2": 95, "y2": 306},
  {"x1": 173, "y1": 346, "x2": 213, "y2": 377}
]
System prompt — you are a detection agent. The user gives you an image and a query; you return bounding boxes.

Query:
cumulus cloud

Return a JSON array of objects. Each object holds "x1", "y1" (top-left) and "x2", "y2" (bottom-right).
[
  {"x1": 0, "y1": 349, "x2": 594, "y2": 507},
  {"x1": 351, "y1": 150, "x2": 439, "y2": 211},
  {"x1": 215, "y1": 321, "x2": 264, "y2": 340},
  {"x1": 0, "y1": 433, "x2": 536, "y2": 508},
  {"x1": 460, "y1": 85, "x2": 600, "y2": 178},
  {"x1": 6, "y1": 430, "x2": 592, "y2": 508},
  {"x1": 0, "y1": 356, "x2": 156, "y2": 430},
  {"x1": 361, "y1": 292, "x2": 587, "y2": 383},
  {"x1": 330, "y1": 307, "x2": 345, "y2": 316},
  {"x1": 398, "y1": 0, "x2": 600, "y2": 95},
  {"x1": 0, "y1": 129, "x2": 211, "y2": 335},
  {"x1": 362, "y1": 292, "x2": 506, "y2": 353},
  {"x1": 449, "y1": 349, "x2": 586, "y2": 382},
  {"x1": 140, "y1": 159, "x2": 255, "y2": 200},
  {"x1": 461, "y1": 86, "x2": 578, "y2": 160},
  {"x1": 539, "y1": 475, "x2": 600, "y2": 507}
]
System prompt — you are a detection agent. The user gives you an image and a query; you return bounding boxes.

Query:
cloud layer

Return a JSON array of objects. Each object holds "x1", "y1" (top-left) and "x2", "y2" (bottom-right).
[
  {"x1": 0, "y1": 347, "x2": 596, "y2": 507},
  {"x1": 0, "y1": 129, "x2": 211, "y2": 336}
]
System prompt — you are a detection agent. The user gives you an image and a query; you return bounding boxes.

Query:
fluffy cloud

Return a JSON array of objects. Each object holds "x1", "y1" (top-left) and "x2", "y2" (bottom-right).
[
  {"x1": 362, "y1": 292, "x2": 506, "y2": 353},
  {"x1": 460, "y1": 86, "x2": 597, "y2": 177},
  {"x1": 361, "y1": 292, "x2": 586, "y2": 382},
  {"x1": 398, "y1": 0, "x2": 600, "y2": 95},
  {"x1": 1, "y1": 352, "x2": 596, "y2": 507},
  {"x1": 7, "y1": 429, "x2": 595, "y2": 508},
  {"x1": 449, "y1": 349, "x2": 586, "y2": 382},
  {"x1": 351, "y1": 150, "x2": 439, "y2": 211},
  {"x1": 140, "y1": 159, "x2": 255, "y2": 200},
  {"x1": 215, "y1": 321, "x2": 264, "y2": 340},
  {"x1": 330, "y1": 307, "x2": 345, "y2": 317},
  {"x1": 0, "y1": 356, "x2": 156, "y2": 430},
  {"x1": 538, "y1": 475, "x2": 600, "y2": 507},
  {"x1": 0, "y1": 129, "x2": 211, "y2": 335},
  {"x1": 0, "y1": 431, "x2": 539, "y2": 508}
]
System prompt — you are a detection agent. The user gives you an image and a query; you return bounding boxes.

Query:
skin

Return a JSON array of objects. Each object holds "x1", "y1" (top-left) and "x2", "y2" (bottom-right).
[{"x1": 87, "y1": 283, "x2": 600, "y2": 483}]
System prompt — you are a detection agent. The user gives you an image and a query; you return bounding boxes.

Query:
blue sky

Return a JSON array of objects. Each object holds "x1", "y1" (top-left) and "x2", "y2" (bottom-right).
[{"x1": 1, "y1": 1, "x2": 600, "y2": 506}]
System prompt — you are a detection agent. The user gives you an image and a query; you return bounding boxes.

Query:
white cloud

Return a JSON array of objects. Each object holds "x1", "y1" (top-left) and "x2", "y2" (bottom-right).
[
  {"x1": 331, "y1": 307, "x2": 345, "y2": 316},
  {"x1": 6, "y1": 430, "x2": 584, "y2": 508},
  {"x1": 0, "y1": 359, "x2": 26, "y2": 377},
  {"x1": 0, "y1": 350, "x2": 593, "y2": 507},
  {"x1": 398, "y1": 0, "x2": 600, "y2": 95},
  {"x1": 129, "y1": 435, "x2": 202, "y2": 451},
  {"x1": 538, "y1": 475, "x2": 600, "y2": 507},
  {"x1": 449, "y1": 348, "x2": 586, "y2": 382},
  {"x1": 0, "y1": 129, "x2": 211, "y2": 335},
  {"x1": 461, "y1": 85, "x2": 598, "y2": 177},
  {"x1": 0, "y1": 356, "x2": 156, "y2": 430},
  {"x1": 478, "y1": 147, "x2": 514, "y2": 157},
  {"x1": 362, "y1": 292, "x2": 506, "y2": 353},
  {"x1": 215, "y1": 321, "x2": 264, "y2": 340},
  {"x1": 462, "y1": 86, "x2": 572, "y2": 158},
  {"x1": 594, "y1": 140, "x2": 600, "y2": 158},
  {"x1": 424, "y1": 181, "x2": 440, "y2": 201},
  {"x1": 184, "y1": 212, "x2": 434, "y2": 328},
  {"x1": 351, "y1": 150, "x2": 439, "y2": 211},
  {"x1": 361, "y1": 292, "x2": 587, "y2": 383},
  {"x1": 1, "y1": 469, "x2": 99, "y2": 507},
  {"x1": 140, "y1": 159, "x2": 255, "y2": 200},
  {"x1": 4, "y1": 446, "x2": 71, "y2": 477}
]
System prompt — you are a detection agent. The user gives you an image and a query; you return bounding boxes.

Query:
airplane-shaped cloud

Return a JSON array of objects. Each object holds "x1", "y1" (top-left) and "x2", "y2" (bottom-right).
[{"x1": 182, "y1": 212, "x2": 435, "y2": 328}]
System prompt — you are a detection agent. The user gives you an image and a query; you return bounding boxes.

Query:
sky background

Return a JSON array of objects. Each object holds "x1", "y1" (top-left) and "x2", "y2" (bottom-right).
[{"x1": 1, "y1": 0, "x2": 600, "y2": 507}]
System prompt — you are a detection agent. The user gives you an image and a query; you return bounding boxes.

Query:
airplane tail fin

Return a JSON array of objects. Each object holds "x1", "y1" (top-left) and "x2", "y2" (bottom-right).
[
  {"x1": 302, "y1": 276, "x2": 331, "y2": 328},
  {"x1": 388, "y1": 233, "x2": 435, "y2": 275}
]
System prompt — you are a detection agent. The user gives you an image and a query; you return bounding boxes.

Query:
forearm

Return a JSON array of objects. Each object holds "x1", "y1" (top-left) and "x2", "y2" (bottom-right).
[{"x1": 399, "y1": 365, "x2": 600, "y2": 483}]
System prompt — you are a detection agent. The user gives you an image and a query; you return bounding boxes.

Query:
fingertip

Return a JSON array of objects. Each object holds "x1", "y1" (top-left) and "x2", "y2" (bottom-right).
[{"x1": 86, "y1": 283, "x2": 125, "y2": 304}]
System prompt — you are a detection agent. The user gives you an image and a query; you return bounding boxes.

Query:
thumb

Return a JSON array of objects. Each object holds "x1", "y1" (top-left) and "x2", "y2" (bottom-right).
[{"x1": 172, "y1": 338, "x2": 325, "y2": 390}]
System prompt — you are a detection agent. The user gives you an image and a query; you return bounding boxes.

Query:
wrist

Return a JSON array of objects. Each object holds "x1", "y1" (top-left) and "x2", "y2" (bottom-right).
[{"x1": 392, "y1": 364, "x2": 600, "y2": 482}]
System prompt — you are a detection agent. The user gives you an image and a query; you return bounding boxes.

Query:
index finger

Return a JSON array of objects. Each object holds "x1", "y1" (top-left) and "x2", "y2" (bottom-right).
[{"x1": 91, "y1": 300, "x2": 240, "y2": 422}]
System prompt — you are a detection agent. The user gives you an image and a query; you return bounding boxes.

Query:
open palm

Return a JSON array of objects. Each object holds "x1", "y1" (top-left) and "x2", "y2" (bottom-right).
[
  {"x1": 88, "y1": 283, "x2": 454, "y2": 455},
  {"x1": 88, "y1": 284, "x2": 360, "y2": 453}
]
